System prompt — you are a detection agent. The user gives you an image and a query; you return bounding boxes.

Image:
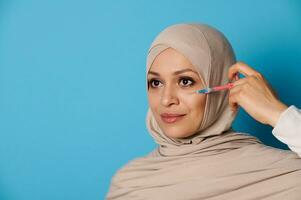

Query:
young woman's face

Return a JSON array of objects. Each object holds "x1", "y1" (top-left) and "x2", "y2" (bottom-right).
[{"x1": 147, "y1": 48, "x2": 206, "y2": 139}]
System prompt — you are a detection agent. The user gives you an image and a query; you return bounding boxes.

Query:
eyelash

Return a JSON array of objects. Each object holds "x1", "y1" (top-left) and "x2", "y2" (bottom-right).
[{"x1": 147, "y1": 77, "x2": 196, "y2": 89}]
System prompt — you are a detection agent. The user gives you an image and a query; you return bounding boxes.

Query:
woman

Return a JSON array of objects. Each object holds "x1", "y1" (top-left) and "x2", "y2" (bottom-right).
[{"x1": 106, "y1": 23, "x2": 301, "y2": 199}]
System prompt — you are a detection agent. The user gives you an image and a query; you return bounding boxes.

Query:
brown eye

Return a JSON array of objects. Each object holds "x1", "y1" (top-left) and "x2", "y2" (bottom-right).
[
  {"x1": 148, "y1": 79, "x2": 162, "y2": 88},
  {"x1": 179, "y1": 77, "x2": 195, "y2": 87}
]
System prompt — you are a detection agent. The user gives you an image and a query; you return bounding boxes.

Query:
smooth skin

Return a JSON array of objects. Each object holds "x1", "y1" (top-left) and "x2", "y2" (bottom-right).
[{"x1": 147, "y1": 48, "x2": 206, "y2": 139}]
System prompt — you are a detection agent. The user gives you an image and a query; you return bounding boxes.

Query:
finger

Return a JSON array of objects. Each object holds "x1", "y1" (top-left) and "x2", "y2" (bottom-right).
[
  {"x1": 228, "y1": 86, "x2": 242, "y2": 111},
  {"x1": 228, "y1": 62, "x2": 261, "y2": 81},
  {"x1": 235, "y1": 73, "x2": 239, "y2": 81},
  {"x1": 231, "y1": 77, "x2": 247, "y2": 87},
  {"x1": 229, "y1": 93, "x2": 239, "y2": 112},
  {"x1": 229, "y1": 72, "x2": 239, "y2": 82}
]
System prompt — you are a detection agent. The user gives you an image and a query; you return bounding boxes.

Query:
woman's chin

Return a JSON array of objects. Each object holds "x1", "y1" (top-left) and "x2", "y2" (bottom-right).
[{"x1": 162, "y1": 126, "x2": 194, "y2": 139}]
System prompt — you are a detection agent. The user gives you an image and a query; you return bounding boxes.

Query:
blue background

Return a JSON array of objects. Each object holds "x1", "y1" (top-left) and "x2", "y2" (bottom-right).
[{"x1": 1, "y1": 0, "x2": 300, "y2": 199}]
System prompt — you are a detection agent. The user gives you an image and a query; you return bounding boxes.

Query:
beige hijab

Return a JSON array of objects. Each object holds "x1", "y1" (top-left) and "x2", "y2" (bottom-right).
[{"x1": 106, "y1": 23, "x2": 301, "y2": 199}]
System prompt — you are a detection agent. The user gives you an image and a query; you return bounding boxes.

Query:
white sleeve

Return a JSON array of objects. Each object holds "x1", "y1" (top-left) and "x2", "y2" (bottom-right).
[{"x1": 272, "y1": 105, "x2": 301, "y2": 157}]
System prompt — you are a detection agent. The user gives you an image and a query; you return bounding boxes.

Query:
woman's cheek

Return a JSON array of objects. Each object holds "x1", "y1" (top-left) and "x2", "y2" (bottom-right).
[
  {"x1": 148, "y1": 93, "x2": 161, "y2": 116},
  {"x1": 178, "y1": 90, "x2": 205, "y2": 106},
  {"x1": 182, "y1": 94, "x2": 206, "y2": 119}
]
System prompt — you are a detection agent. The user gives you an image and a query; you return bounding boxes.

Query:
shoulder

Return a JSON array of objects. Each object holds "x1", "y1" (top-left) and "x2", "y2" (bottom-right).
[
  {"x1": 110, "y1": 155, "x2": 149, "y2": 182},
  {"x1": 241, "y1": 141, "x2": 300, "y2": 160}
]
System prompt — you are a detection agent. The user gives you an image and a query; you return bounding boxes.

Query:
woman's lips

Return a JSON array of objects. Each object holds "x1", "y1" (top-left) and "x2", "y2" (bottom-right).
[{"x1": 160, "y1": 113, "x2": 186, "y2": 124}]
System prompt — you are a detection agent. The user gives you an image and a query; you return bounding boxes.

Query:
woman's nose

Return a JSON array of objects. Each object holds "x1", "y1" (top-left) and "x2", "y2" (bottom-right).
[{"x1": 160, "y1": 85, "x2": 179, "y2": 107}]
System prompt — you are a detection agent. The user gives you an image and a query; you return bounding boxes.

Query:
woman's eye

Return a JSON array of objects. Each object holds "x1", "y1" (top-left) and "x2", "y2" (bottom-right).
[
  {"x1": 147, "y1": 77, "x2": 195, "y2": 89},
  {"x1": 149, "y1": 79, "x2": 162, "y2": 88},
  {"x1": 179, "y1": 78, "x2": 195, "y2": 87}
]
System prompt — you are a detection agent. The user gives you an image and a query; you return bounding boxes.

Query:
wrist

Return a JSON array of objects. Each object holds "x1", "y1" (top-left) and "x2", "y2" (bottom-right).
[{"x1": 269, "y1": 101, "x2": 288, "y2": 128}]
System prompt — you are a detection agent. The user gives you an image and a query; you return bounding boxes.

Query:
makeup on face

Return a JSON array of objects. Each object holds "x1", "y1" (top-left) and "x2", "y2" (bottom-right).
[
  {"x1": 147, "y1": 77, "x2": 233, "y2": 97},
  {"x1": 160, "y1": 113, "x2": 186, "y2": 124},
  {"x1": 147, "y1": 70, "x2": 202, "y2": 125},
  {"x1": 147, "y1": 68, "x2": 203, "y2": 96}
]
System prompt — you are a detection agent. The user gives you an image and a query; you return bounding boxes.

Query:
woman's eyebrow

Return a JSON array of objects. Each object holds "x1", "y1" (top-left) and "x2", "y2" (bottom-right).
[{"x1": 148, "y1": 68, "x2": 198, "y2": 76}]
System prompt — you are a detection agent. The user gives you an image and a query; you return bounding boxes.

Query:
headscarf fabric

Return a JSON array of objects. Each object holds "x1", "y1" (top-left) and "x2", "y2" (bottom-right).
[{"x1": 106, "y1": 23, "x2": 301, "y2": 200}]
